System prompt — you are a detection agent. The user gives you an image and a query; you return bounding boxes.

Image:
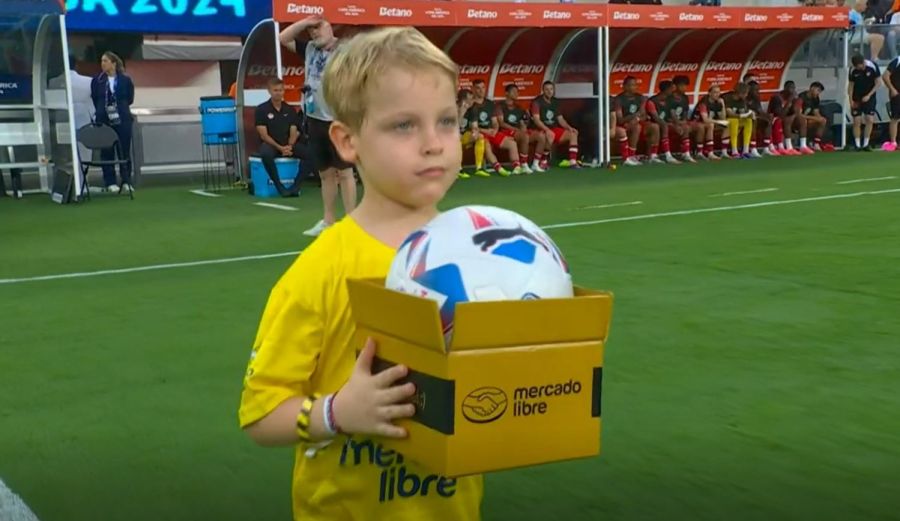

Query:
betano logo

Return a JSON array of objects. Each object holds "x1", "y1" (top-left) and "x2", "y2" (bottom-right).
[
  {"x1": 467, "y1": 8, "x2": 498, "y2": 19},
  {"x1": 462, "y1": 387, "x2": 508, "y2": 423},
  {"x1": 286, "y1": 3, "x2": 323, "y2": 15},
  {"x1": 802, "y1": 13, "x2": 825, "y2": 22},
  {"x1": 705, "y1": 61, "x2": 742, "y2": 71},
  {"x1": 611, "y1": 63, "x2": 653, "y2": 73},
  {"x1": 460, "y1": 64, "x2": 491, "y2": 75},
  {"x1": 660, "y1": 62, "x2": 699, "y2": 72},
  {"x1": 248, "y1": 65, "x2": 305, "y2": 77},
  {"x1": 499, "y1": 64, "x2": 545, "y2": 74},
  {"x1": 747, "y1": 60, "x2": 785, "y2": 70},
  {"x1": 613, "y1": 11, "x2": 640, "y2": 20},
  {"x1": 544, "y1": 10, "x2": 571, "y2": 19},
  {"x1": 380, "y1": 7, "x2": 412, "y2": 17},
  {"x1": 744, "y1": 13, "x2": 768, "y2": 22},
  {"x1": 679, "y1": 12, "x2": 704, "y2": 21}
]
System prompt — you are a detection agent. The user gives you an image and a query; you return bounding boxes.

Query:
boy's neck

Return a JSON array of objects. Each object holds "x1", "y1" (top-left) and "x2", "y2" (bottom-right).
[{"x1": 351, "y1": 195, "x2": 439, "y2": 249}]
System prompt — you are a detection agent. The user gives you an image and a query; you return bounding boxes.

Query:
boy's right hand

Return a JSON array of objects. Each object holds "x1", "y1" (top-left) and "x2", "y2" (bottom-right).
[{"x1": 332, "y1": 339, "x2": 417, "y2": 438}]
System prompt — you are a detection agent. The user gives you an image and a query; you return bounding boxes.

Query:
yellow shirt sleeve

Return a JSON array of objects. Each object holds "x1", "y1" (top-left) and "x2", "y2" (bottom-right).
[{"x1": 238, "y1": 261, "x2": 326, "y2": 428}]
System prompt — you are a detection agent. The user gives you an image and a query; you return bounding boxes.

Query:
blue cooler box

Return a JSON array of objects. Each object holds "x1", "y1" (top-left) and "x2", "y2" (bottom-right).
[
  {"x1": 249, "y1": 156, "x2": 300, "y2": 198},
  {"x1": 199, "y1": 96, "x2": 237, "y2": 145}
]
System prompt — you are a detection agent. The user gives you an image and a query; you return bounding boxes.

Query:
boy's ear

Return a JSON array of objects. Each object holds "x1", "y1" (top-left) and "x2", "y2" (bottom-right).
[{"x1": 328, "y1": 120, "x2": 358, "y2": 165}]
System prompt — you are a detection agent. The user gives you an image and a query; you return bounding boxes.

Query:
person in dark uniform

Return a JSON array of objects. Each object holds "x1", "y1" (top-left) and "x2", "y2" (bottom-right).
[
  {"x1": 848, "y1": 53, "x2": 882, "y2": 151},
  {"x1": 255, "y1": 78, "x2": 306, "y2": 197},
  {"x1": 882, "y1": 55, "x2": 900, "y2": 151},
  {"x1": 90, "y1": 51, "x2": 135, "y2": 193}
]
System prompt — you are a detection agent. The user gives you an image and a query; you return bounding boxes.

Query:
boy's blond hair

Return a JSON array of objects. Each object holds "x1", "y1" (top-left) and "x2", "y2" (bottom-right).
[{"x1": 323, "y1": 26, "x2": 459, "y2": 130}]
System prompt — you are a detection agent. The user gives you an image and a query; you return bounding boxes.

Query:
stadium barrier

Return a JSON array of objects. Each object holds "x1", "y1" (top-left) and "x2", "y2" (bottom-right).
[{"x1": 233, "y1": 2, "x2": 849, "y2": 169}]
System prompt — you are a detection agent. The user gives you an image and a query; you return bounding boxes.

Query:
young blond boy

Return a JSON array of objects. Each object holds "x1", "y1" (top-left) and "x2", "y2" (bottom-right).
[{"x1": 239, "y1": 27, "x2": 483, "y2": 520}]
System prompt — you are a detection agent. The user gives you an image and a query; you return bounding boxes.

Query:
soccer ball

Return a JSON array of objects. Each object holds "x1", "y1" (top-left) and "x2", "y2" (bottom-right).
[{"x1": 385, "y1": 205, "x2": 573, "y2": 343}]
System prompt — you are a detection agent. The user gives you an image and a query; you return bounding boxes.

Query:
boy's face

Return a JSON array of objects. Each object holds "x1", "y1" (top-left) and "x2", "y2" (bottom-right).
[{"x1": 331, "y1": 67, "x2": 460, "y2": 210}]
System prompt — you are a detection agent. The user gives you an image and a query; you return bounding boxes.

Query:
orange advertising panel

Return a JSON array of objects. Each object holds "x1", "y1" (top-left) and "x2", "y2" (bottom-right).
[
  {"x1": 745, "y1": 31, "x2": 811, "y2": 93},
  {"x1": 271, "y1": 1, "x2": 849, "y2": 29},
  {"x1": 448, "y1": 28, "x2": 515, "y2": 92},
  {"x1": 651, "y1": 30, "x2": 727, "y2": 103},
  {"x1": 695, "y1": 31, "x2": 769, "y2": 96},
  {"x1": 610, "y1": 30, "x2": 681, "y2": 96},
  {"x1": 492, "y1": 28, "x2": 569, "y2": 99}
]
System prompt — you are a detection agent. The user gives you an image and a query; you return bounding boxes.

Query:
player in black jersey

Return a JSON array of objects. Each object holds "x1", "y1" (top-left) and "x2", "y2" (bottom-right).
[
  {"x1": 470, "y1": 79, "x2": 519, "y2": 175},
  {"x1": 747, "y1": 81, "x2": 773, "y2": 157},
  {"x1": 723, "y1": 82, "x2": 755, "y2": 158},
  {"x1": 794, "y1": 82, "x2": 828, "y2": 154},
  {"x1": 691, "y1": 85, "x2": 727, "y2": 160},
  {"x1": 609, "y1": 96, "x2": 628, "y2": 161},
  {"x1": 530, "y1": 81, "x2": 581, "y2": 168},
  {"x1": 882, "y1": 56, "x2": 900, "y2": 151},
  {"x1": 614, "y1": 76, "x2": 660, "y2": 166},
  {"x1": 498, "y1": 84, "x2": 546, "y2": 173},
  {"x1": 646, "y1": 80, "x2": 677, "y2": 163},
  {"x1": 848, "y1": 54, "x2": 882, "y2": 151},
  {"x1": 668, "y1": 75, "x2": 703, "y2": 163},
  {"x1": 767, "y1": 81, "x2": 797, "y2": 155}
]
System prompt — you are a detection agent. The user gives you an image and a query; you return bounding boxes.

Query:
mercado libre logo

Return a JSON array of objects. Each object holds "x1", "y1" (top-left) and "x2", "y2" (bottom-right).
[{"x1": 461, "y1": 387, "x2": 508, "y2": 423}]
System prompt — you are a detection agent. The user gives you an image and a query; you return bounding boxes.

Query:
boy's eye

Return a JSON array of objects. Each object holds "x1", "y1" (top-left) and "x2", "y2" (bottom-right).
[
  {"x1": 440, "y1": 117, "x2": 457, "y2": 127},
  {"x1": 393, "y1": 120, "x2": 413, "y2": 131}
]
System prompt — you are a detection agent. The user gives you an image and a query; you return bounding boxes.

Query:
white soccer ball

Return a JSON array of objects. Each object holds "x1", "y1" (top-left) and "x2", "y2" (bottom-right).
[{"x1": 386, "y1": 205, "x2": 574, "y2": 342}]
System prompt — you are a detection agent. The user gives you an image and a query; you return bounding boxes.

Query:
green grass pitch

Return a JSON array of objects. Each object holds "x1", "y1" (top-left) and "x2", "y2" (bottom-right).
[{"x1": 1, "y1": 153, "x2": 899, "y2": 521}]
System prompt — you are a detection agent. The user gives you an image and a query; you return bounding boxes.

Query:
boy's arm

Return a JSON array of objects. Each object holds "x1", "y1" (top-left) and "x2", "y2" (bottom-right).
[{"x1": 244, "y1": 340, "x2": 415, "y2": 445}]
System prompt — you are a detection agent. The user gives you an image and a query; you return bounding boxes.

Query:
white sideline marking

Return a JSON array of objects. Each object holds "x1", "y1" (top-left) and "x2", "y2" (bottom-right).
[
  {"x1": 0, "y1": 251, "x2": 301, "y2": 285},
  {"x1": 709, "y1": 188, "x2": 779, "y2": 197},
  {"x1": 190, "y1": 189, "x2": 222, "y2": 198},
  {"x1": 836, "y1": 176, "x2": 897, "y2": 185},
  {"x1": 578, "y1": 201, "x2": 643, "y2": 210},
  {"x1": 3, "y1": 188, "x2": 900, "y2": 285},
  {"x1": 542, "y1": 188, "x2": 900, "y2": 230},
  {"x1": 253, "y1": 202, "x2": 298, "y2": 211}
]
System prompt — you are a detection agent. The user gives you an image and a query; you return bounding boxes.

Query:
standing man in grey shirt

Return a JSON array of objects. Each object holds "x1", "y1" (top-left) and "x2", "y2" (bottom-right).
[{"x1": 280, "y1": 16, "x2": 357, "y2": 237}]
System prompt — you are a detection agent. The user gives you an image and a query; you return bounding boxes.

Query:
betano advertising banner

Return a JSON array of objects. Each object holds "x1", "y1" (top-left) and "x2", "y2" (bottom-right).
[{"x1": 272, "y1": 1, "x2": 848, "y2": 30}]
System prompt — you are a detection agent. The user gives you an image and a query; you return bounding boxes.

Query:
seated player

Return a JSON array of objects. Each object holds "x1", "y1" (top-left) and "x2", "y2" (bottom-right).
[
  {"x1": 609, "y1": 95, "x2": 628, "y2": 164},
  {"x1": 615, "y1": 76, "x2": 661, "y2": 166},
  {"x1": 746, "y1": 81, "x2": 770, "y2": 157},
  {"x1": 530, "y1": 80, "x2": 581, "y2": 169},
  {"x1": 457, "y1": 89, "x2": 495, "y2": 178},
  {"x1": 849, "y1": 54, "x2": 881, "y2": 151},
  {"x1": 795, "y1": 82, "x2": 830, "y2": 154},
  {"x1": 723, "y1": 83, "x2": 756, "y2": 159},
  {"x1": 646, "y1": 80, "x2": 678, "y2": 164},
  {"x1": 470, "y1": 79, "x2": 518, "y2": 175},
  {"x1": 499, "y1": 84, "x2": 547, "y2": 174},
  {"x1": 667, "y1": 75, "x2": 703, "y2": 163},
  {"x1": 255, "y1": 77, "x2": 306, "y2": 197},
  {"x1": 768, "y1": 80, "x2": 799, "y2": 155},
  {"x1": 691, "y1": 85, "x2": 727, "y2": 161}
]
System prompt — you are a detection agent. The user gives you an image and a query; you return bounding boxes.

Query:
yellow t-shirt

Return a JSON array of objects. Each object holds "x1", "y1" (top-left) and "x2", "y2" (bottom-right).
[{"x1": 239, "y1": 217, "x2": 484, "y2": 521}]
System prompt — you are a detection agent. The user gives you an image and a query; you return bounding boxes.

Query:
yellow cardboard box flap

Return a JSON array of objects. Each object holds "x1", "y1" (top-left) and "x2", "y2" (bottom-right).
[
  {"x1": 347, "y1": 278, "x2": 446, "y2": 353},
  {"x1": 451, "y1": 288, "x2": 613, "y2": 351}
]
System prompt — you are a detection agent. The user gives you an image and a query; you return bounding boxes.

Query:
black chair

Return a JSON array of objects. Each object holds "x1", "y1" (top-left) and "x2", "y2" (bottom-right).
[{"x1": 76, "y1": 123, "x2": 133, "y2": 201}]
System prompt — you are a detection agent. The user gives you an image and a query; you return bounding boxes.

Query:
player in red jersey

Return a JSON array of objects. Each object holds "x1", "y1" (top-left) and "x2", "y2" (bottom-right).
[{"x1": 614, "y1": 76, "x2": 661, "y2": 167}]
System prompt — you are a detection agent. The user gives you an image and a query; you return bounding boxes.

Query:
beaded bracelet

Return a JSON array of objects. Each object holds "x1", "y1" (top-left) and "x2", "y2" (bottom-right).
[{"x1": 295, "y1": 395, "x2": 319, "y2": 443}]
